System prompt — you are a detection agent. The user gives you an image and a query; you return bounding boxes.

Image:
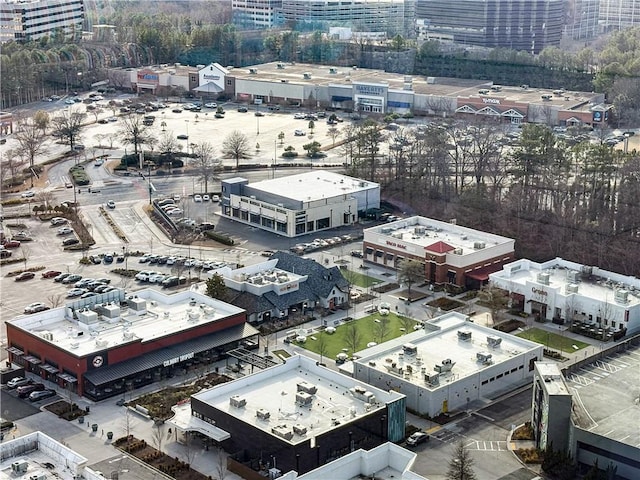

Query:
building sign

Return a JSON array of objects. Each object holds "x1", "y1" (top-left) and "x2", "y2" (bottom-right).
[
  {"x1": 137, "y1": 71, "x2": 159, "y2": 83},
  {"x1": 92, "y1": 355, "x2": 104, "y2": 368},
  {"x1": 532, "y1": 287, "x2": 548, "y2": 296},
  {"x1": 482, "y1": 97, "x2": 501, "y2": 105},
  {"x1": 277, "y1": 282, "x2": 299, "y2": 294},
  {"x1": 355, "y1": 84, "x2": 385, "y2": 96},
  {"x1": 386, "y1": 240, "x2": 407, "y2": 250},
  {"x1": 163, "y1": 352, "x2": 194, "y2": 367},
  {"x1": 203, "y1": 74, "x2": 220, "y2": 80}
]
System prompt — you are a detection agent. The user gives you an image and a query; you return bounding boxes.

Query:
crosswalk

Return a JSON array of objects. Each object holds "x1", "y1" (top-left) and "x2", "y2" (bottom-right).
[
  {"x1": 567, "y1": 355, "x2": 630, "y2": 389},
  {"x1": 466, "y1": 440, "x2": 508, "y2": 452}
]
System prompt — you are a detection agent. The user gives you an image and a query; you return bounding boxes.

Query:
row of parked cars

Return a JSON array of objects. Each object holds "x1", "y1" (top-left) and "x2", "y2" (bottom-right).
[
  {"x1": 138, "y1": 254, "x2": 224, "y2": 269},
  {"x1": 290, "y1": 234, "x2": 357, "y2": 255},
  {"x1": 5, "y1": 377, "x2": 56, "y2": 402},
  {"x1": 135, "y1": 271, "x2": 188, "y2": 288}
]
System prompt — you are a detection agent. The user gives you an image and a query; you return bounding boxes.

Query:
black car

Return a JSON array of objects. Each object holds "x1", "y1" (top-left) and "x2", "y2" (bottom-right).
[
  {"x1": 17, "y1": 383, "x2": 45, "y2": 398},
  {"x1": 54, "y1": 273, "x2": 71, "y2": 282},
  {"x1": 62, "y1": 238, "x2": 80, "y2": 246},
  {"x1": 237, "y1": 106, "x2": 248, "y2": 112},
  {"x1": 103, "y1": 254, "x2": 114, "y2": 264},
  {"x1": 161, "y1": 276, "x2": 179, "y2": 288},
  {"x1": 350, "y1": 250, "x2": 364, "y2": 258}
]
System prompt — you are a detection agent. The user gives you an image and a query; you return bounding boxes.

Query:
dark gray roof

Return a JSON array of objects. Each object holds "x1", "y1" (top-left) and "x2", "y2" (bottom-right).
[
  {"x1": 271, "y1": 251, "x2": 350, "y2": 299},
  {"x1": 229, "y1": 291, "x2": 274, "y2": 315},
  {"x1": 83, "y1": 323, "x2": 259, "y2": 386}
]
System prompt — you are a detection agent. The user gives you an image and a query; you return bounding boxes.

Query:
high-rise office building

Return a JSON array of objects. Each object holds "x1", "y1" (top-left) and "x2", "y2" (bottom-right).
[
  {"x1": 232, "y1": 0, "x2": 283, "y2": 29},
  {"x1": 415, "y1": 0, "x2": 563, "y2": 54},
  {"x1": 0, "y1": 0, "x2": 84, "y2": 42},
  {"x1": 599, "y1": 0, "x2": 640, "y2": 31},
  {"x1": 565, "y1": 0, "x2": 600, "y2": 39}
]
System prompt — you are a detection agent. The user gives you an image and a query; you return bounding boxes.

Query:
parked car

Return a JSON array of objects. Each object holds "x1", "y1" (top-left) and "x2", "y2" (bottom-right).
[
  {"x1": 54, "y1": 273, "x2": 71, "y2": 282},
  {"x1": 62, "y1": 238, "x2": 80, "y2": 246},
  {"x1": 202, "y1": 194, "x2": 210, "y2": 201},
  {"x1": 0, "y1": 249, "x2": 12, "y2": 258},
  {"x1": 406, "y1": 432, "x2": 429, "y2": 446},
  {"x1": 62, "y1": 274, "x2": 82, "y2": 284},
  {"x1": 15, "y1": 272, "x2": 35, "y2": 281},
  {"x1": 7, "y1": 377, "x2": 32, "y2": 389},
  {"x1": 50, "y1": 217, "x2": 67, "y2": 226},
  {"x1": 172, "y1": 108, "x2": 182, "y2": 113},
  {"x1": 193, "y1": 194, "x2": 202, "y2": 202},
  {"x1": 237, "y1": 106, "x2": 248, "y2": 112},
  {"x1": 204, "y1": 102, "x2": 217, "y2": 108},
  {"x1": 211, "y1": 194, "x2": 220, "y2": 202},
  {"x1": 66, "y1": 288, "x2": 88, "y2": 298},
  {"x1": 294, "y1": 129, "x2": 306, "y2": 136},
  {"x1": 57, "y1": 226, "x2": 74, "y2": 235},
  {"x1": 12, "y1": 232, "x2": 33, "y2": 241},
  {"x1": 161, "y1": 276, "x2": 180, "y2": 288},
  {"x1": 80, "y1": 292, "x2": 97, "y2": 299},
  {"x1": 294, "y1": 113, "x2": 306, "y2": 119},
  {"x1": 21, "y1": 191, "x2": 35, "y2": 198},
  {"x1": 350, "y1": 250, "x2": 364, "y2": 258},
  {"x1": 17, "y1": 383, "x2": 45, "y2": 398},
  {"x1": 24, "y1": 302, "x2": 50, "y2": 314},
  {"x1": 177, "y1": 134, "x2": 188, "y2": 140},
  {"x1": 103, "y1": 254, "x2": 114, "y2": 264},
  {"x1": 255, "y1": 111, "x2": 264, "y2": 117},
  {"x1": 29, "y1": 390, "x2": 56, "y2": 402},
  {"x1": 3, "y1": 240, "x2": 20, "y2": 248},
  {"x1": 106, "y1": 200, "x2": 116, "y2": 209}
]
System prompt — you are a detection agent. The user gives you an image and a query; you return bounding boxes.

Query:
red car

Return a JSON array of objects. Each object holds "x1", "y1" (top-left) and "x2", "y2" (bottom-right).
[
  {"x1": 42, "y1": 270, "x2": 62, "y2": 279},
  {"x1": 3, "y1": 240, "x2": 20, "y2": 248},
  {"x1": 15, "y1": 272, "x2": 35, "y2": 281}
]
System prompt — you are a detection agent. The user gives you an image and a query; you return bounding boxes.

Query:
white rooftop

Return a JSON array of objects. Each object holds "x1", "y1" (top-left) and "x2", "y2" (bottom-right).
[
  {"x1": 353, "y1": 312, "x2": 541, "y2": 387},
  {"x1": 8, "y1": 289, "x2": 245, "y2": 357},
  {"x1": 490, "y1": 258, "x2": 640, "y2": 307},
  {"x1": 364, "y1": 216, "x2": 514, "y2": 255},
  {"x1": 0, "y1": 432, "x2": 93, "y2": 480},
  {"x1": 247, "y1": 171, "x2": 378, "y2": 203},
  {"x1": 535, "y1": 362, "x2": 570, "y2": 396},
  {"x1": 192, "y1": 355, "x2": 404, "y2": 445}
]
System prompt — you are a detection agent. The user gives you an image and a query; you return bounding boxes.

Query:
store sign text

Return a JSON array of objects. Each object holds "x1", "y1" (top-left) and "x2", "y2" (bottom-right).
[
  {"x1": 137, "y1": 73, "x2": 159, "y2": 82},
  {"x1": 482, "y1": 97, "x2": 501, "y2": 105},
  {"x1": 532, "y1": 287, "x2": 548, "y2": 296},
  {"x1": 203, "y1": 74, "x2": 220, "y2": 80},
  {"x1": 386, "y1": 240, "x2": 406, "y2": 250},
  {"x1": 356, "y1": 84, "x2": 384, "y2": 96},
  {"x1": 163, "y1": 352, "x2": 194, "y2": 367}
]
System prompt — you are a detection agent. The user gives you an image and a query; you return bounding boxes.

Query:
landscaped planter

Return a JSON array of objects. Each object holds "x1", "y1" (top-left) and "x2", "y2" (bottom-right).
[
  {"x1": 91, "y1": 423, "x2": 98, "y2": 432},
  {"x1": 107, "y1": 431, "x2": 113, "y2": 440},
  {"x1": 78, "y1": 416, "x2": 84, "y2": 424}
]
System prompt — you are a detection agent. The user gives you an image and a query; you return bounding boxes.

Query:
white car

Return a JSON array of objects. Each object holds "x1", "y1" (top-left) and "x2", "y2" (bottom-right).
[
  {"x1": 294, "y1": 113, "x2": 306, "y2": 119},
  {"x1": 294, "y1": 129, "x2": 306, "y2": 136},
  {"x1": 21, "y1": 191, "x2": 35, "y2": 198},
  {"x1": 57, "y1": 226, "x2": 74, "y2": 235},
  {"x1": 211, "y1": 194, "x2": 220, "y2": 202},
  {"x1": 193, "y1": 194, "x2": 202, "y2": 202},
  {"x1": 202, "y1": 194, "x2": 210, "y2": 201},
  {"x1": 167, "y1": 208, "x2": 183, "y2": 215},
  {"x1": 204, "y1": 102, "x2": 217, "y2": 108},
  {"x1": 173, "y1": 194, "x2": 181, "y2": 202}
]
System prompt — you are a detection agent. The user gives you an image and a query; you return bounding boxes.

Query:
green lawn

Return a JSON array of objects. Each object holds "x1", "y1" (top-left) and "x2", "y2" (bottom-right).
[
  {"x1": 342, "y1": 269, "x2": 383, "y2": 288},
  {"x1": 298, "y1": 313, "x2": 421, "y2": 361},
  {"x1": 516, "y1": 327, "x2": 590, "y2": 352}
]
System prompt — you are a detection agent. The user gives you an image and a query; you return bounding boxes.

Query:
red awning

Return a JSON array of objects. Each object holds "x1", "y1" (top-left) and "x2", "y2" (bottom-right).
[{"x1": 466, "y1": 266, "x2": 501, "y2": 281}]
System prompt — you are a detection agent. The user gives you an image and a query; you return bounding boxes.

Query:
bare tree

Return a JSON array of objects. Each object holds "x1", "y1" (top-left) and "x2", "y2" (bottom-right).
[
  {"x1": 33, "y1": 110, "x2": 50, "y2": 134},
  {"x1": 222, "y1": 130, "x2": 252, "y2": 168},
  {"x1": 20, "y1": 245, "x2": 31, "y2": 269},
  {"x1": 47, "y1": 293, "x2": 65, "y2": 308},
  {"x1": 328, "y1": 126, "x2": 341, "y2": 146},
  {"x1": 51, "y1": 108, "x2": 87, "y2": 152},
  {"x1": 152, "y1": 423, "x2": 164, "y2": 452},
  {"x1": 182, "y1": 432, "x2": 197, "y2": 466},
  {"x1": 118, "y1": 113, "x2": 155, "y2": 156},
  {"x1": 373, "y1": 316, "x2": 391, "y2": 343},
  {"x1": 214, "y1": 446, "x2": 228, "y2": 480},
  {"x1": 397, "y1": 259, "x2": 424, "y2": 300},
  {"x1": 344, "y1": 323, "x2": 362, "y2": 355},
  {"x1": 399, "y1": 314, "x2": 415, "y2": 334},
  {"x1": 316, "y1": 335, "x2": 328, "y2": 365},
  {"x1": 192, "y1": 141, "x2": 221, "y2": 193},
  {"x1": 14, "y1": 118, "x2": 48, "y2": 187},
  {"x1": 478, "y1": 284, "x2": 509, "y2": 325},
  {"x1": 2, "y1": 149, "x2": 26, "y2": 186}
]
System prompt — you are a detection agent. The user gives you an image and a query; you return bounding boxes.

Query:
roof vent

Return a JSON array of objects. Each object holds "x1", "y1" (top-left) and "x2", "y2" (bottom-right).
[
  {"x1": 537, "y1": 272, "x2": 550, "y2": 285},
  {"x1": 293, "y1": 424, "x2": 308, "y2": 435},
  {"x1": 487, "y1": 336, "x2": 502, "y2": 348},
  {"x1": 434, "y1": 358, "x2": 455, "y2": 373},
  {"x1": 566, "y1": 283, "x2": 579, "y2": 294},
  {"x1": 476, "y1": 352, "x2": 493, "y2": 364},
  {"x1": 277, "y1": 63, "x2": 285, "y2": 69},
  {"x1": 457, "y1": 330, "x2": 472, "y2": 341},
  {"x1": 473, "y1": 241, "x2": 486, "y2": 249},
  {"x1": 329, "y1": 67, "x2": 337, "y2": 74},
  {"x1": 615, "y1": 289, "x2": 629, "y2": 304},
  {"x1": 297, "y1": 381, "x2": 317, "y2": 394},
  {"x1": 256, "y1": 408, "x2": 270, "y2": 420},
  {"x1": 249, "y1": 68, "x2": 258, "y2": 74},
  {"x1": 229, "y1": 395, "x2": 246, "y2": 408},
  {"x1": 303, "y1": 72, "x2": 311, "y2": 79}
]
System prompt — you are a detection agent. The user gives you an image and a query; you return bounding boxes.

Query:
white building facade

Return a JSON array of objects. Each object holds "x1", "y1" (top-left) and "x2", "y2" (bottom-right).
[
  {"x1": 221, "y1": 172, "x2": 380, "y2": 237},
  {"x1": 350, "y1": 312, "x2": 543, "y2": 417},
  {"x1": 0, "y1": 0, "x2": 84, "y2": 42},
  {"x1": 489, "y1": 257, "x2": 640, "y2": 336}
]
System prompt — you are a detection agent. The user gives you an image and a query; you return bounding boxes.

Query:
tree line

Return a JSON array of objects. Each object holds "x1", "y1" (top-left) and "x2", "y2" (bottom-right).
[{"x1": 341, "y1": 118, "x2": 640, "y2": 275}]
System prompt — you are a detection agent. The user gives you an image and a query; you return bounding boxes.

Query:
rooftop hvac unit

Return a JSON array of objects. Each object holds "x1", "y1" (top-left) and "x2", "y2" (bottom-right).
[
  {"x1": 434, "y1": 358, "x2": 455, "y2": 373},
  {"x1": 256, "y1": 408, "x2": 270, "y2": 420},
  {"x1": 476, "y1": 352, "x2": 493, "y2": 364},
  {"x1": 303, "y1": 72, "x2": 311, "y2": 79},
  {"x1": 457, "y1": 330, "x2": 472, "y2": 341},
  {"x1": 567, "y1": 270, "x2": 580, "y2": 283},
  {"x1": 12, "y1": 461, "x2": 29, "y2": 473},
  {"x1": 293, "y1": 424, "x2": 308, "y2": 435},
  {"x1": 566, "y1": 283, "x2": 579, "y2": 294},
  {"x1": 296, "y1": 392, "x2": 313, "y2": 406},
  {"x1": 29, "y1": 473, "x2": 47, "y2": 480},
  {"x1": 296, "y1": 381, "x2": 317, "y2": 395},
  {"x1": 537, "y1": 272, "x2": 550, "y2": 285},
  {"x1": 487, "y1": 336, "x2": 502, "y2": 348},
  {"x1": 40, "y1": 331, "x2": 53, "y2": 341},
  {"x1": 249, "y1": 68, "x2": 258, "y2": 74},
  {"x1": 425, "y1": 372, "x2": 440, "y2": 386},
  {"x1": 402, "y1": 343, "x2": 417, "y2": 355},
  {"x1": 70, "y1": 342, "x2": 79, "y2": 349},
  {"x1": 453, "y1": 248, "x2": 463, "y2": 255},
  {"x1": 615, "y1": 289, "x2": 629, "y2": 304},
  {"x1": 473, "y1": 241, "x2": 486, "y2": 249},
  {"x1": 414, "y1": 226, "x2": 426, "y2": 234},
  {"x1": 329, "y1": 67, "x2": 338, "y2": 74},
  {"x1": 271, "y1": 425, "x2": 294, "y2": 440},
  {"x1": 277, "y1": 63, "x2": 285, "y2": 69},
  {"x1": 229, "y1": 395, "x2": 246, "y2": 408}
]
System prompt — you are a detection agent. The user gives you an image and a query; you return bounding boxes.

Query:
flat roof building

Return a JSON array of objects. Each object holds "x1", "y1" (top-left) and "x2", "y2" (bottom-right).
[
  {"x1": 0, "y1": 0, "x2": 84, "y2": 43},
  {"x1": 5, "y1": 289, "x2": 258, "y2": 400},
  {"x1": 532, "y1": 362, "x2": 572, "y2": 452},
  {"x1": 187, "y1": 355, "x2": 406, "y2": 476},
  {"x1": 221, "y1": 171, "x2": 379, "y2": 237},
  {"x1": 363, "y1": 216, "x2": 515, "y2": 289},
  {"x1": 489, "y1": 257, "x2": 640, "y2": 337},
  {"x1": 350, "y1": 312, "x2": 543, "y2": 417}
]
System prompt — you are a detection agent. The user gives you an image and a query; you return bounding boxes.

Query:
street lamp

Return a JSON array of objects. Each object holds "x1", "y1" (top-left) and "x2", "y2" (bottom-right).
[{"x1": 185, "y1": 119, "x2": 189, "y2": 139}]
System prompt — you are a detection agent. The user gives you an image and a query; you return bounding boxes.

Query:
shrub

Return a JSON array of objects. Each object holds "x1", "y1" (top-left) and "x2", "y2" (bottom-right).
[
  {"x1": 204, "y1": 231, "x2": 234, "y2": 246},
  {"x1": 282, "y1": 150, "x2": 299, "y2": 158}
]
